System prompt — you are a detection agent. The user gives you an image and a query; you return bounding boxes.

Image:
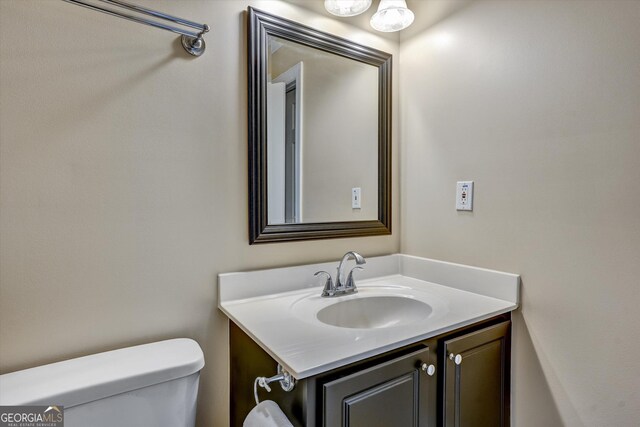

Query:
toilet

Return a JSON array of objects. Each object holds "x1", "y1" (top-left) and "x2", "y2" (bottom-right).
[{"x1": 0, "y1": 338, "x2": 204, "y2": 427}]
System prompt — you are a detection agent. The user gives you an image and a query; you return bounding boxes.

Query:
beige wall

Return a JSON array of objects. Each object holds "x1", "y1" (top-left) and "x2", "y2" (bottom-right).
[
  {"x1": 0, "y1": 1, "x2": 399, "y2": 425},
  {"x1": 400, "y1": 1, "x2": 640, "y2": 425}
]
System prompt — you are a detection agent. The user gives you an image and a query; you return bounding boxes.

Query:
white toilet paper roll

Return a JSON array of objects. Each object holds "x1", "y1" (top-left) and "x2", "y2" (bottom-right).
[{"x1": 243, "y1": 400, "x2": 294, "y2": 427}]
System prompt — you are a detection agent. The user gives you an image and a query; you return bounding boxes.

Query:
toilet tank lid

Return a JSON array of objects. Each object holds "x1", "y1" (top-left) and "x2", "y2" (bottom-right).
[{"x1": 0, "y1": 338, "x2": 204, "y2": 408}]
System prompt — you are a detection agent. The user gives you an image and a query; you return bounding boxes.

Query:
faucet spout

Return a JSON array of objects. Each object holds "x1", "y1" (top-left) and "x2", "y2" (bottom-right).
[{"x1": 336, "y1": 251, "x2": 366, "y2": 289}]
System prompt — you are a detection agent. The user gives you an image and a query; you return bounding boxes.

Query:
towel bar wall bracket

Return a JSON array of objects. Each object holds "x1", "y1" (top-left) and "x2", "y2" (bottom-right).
[
  {"x1": 61, "y1": 0, "x2": 210, "y2": 57},
  {"x1": 180, "y1": 31, "x2": 208, "y2": 57}
]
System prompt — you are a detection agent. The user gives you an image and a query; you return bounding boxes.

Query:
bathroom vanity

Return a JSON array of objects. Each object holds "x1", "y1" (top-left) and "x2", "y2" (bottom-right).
[{"x1": 219, "y1": 254, "x2": 519, "y2": 426}]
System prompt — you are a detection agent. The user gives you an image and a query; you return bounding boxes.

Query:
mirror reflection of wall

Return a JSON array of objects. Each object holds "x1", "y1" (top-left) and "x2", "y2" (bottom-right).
[{"x1": 267, "y1": 36, "x2": 379, "y2": 225}]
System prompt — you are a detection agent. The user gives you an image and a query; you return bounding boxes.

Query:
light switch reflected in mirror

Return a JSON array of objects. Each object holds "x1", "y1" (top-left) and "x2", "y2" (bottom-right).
[{"x1": 266, "y1": 35, "x2": 379, "y2": 225}]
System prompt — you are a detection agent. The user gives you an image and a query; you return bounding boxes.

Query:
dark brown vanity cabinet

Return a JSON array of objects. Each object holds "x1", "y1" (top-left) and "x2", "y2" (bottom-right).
[
  {"x1": 230, "y1": 315, "x2": 511, "y2": 427},
  {"x1": 323, "y1": 346, "x2": 435, "y2": 427},
  {"x1": 441, "y1": 321, "x2": 511, "y2": 427}
]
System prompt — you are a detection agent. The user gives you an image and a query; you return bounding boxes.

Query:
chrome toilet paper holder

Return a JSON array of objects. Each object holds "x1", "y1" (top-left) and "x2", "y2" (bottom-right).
[{"x1": 253, "y1": 364, "x2": 295, "y2": 404}]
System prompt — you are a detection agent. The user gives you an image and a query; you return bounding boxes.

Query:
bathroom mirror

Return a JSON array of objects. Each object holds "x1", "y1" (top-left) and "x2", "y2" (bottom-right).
[{"x1": 248, "y1": 7, "x2": 392, "y2": 243}]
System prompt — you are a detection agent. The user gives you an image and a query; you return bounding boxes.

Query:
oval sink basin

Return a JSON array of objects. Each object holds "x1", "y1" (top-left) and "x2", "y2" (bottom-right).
[{"x1": 316, "y1": 296, "x2": 432, "y2": 329}]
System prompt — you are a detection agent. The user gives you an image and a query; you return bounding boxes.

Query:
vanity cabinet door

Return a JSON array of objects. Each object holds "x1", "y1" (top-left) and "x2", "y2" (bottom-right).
[
  {"x1": 323, "y1": 346, "x2": 434, "y2": 427},
  {"x1": 442, "y1": 321, "x2": 510, "y2": 427}
]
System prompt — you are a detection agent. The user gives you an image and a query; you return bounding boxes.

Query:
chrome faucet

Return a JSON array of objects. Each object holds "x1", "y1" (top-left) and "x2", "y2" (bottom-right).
[
  {"x1": 336, "y1": 251, "x2": 366, "y2": 289},
  {"x1": 316, "y1": 251, "x2": 366, "y2": 297}
]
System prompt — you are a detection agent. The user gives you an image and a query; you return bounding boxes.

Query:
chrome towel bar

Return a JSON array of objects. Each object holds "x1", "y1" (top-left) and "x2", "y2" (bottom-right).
[{"x1": 61, "y1": 0, "x2": 209, "y2": 56}]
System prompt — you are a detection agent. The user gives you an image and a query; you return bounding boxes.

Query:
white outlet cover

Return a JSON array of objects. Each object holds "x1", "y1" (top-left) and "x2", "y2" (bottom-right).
[{"x1": 456, "y1": 181, "x2": 473, "y2": 211}]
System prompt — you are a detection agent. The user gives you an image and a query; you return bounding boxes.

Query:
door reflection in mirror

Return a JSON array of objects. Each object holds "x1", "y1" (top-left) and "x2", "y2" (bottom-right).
[{"x1": 268, "y1": 59, "x2": 303, "y2": 224}]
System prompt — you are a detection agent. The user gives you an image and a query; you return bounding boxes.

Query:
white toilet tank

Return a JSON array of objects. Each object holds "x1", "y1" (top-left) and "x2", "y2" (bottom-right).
[{"x1": 0, "y1": 338, "x2": 204, "y2": 427}]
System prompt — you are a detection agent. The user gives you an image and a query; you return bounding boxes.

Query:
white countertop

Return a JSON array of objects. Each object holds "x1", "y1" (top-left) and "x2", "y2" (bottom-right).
[{"x1": 218, "y1": 254, "x2": 519, "y2": 379}]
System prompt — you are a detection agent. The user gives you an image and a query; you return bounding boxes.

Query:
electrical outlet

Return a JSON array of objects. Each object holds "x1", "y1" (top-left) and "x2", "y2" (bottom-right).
[
  {"x1": 352, "y1": 187, "x2": 362, "y2": 209},
  {"x1": 456, "y1": 181, "x2": 473, "y2": 211}
]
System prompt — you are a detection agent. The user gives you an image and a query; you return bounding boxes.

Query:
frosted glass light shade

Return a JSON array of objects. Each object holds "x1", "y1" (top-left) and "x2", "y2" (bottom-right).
[
  {"x1": 370, "y1": 0, "x2": 415, "y2": 32},
  {"x1": 324, "y1": 0, "x2": 372, "y2": 17}
]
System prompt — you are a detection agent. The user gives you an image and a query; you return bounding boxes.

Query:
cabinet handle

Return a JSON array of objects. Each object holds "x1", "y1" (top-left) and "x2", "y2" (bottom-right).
[
  {"x1": 449, "y1": 353, "x2": 462, "y2": 365},
  {"x1": 420, "y1": 362, "x2": 436, "y2": 376}
]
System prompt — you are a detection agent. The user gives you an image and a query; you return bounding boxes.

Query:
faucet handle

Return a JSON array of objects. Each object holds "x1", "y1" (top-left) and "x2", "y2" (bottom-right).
[
  {"x1": 345, "y1": 266, "x2": 364, "y2": 290},
  {"x1": 315, "y1": 271, "x2": 335, "y2": 297}
]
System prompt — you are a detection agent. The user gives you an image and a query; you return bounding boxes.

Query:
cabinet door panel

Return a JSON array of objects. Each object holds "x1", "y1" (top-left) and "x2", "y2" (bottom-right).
[
  {"x1": 344, "y1": 372, "x2": 417, "y2": 427},
  {"x1": 443, "y1": 321, "x2": 510, "y2": 427},
  {"x1": 323, "y1": 346, "x2": 433, "y2": 427}
]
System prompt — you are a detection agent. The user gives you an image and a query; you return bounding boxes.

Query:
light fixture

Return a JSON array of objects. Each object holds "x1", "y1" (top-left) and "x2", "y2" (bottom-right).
[
  {"x1": 370, "y1": 0, "x2": 414, "y2": 32},
  {"x1": 324, "y1": 0, "x2": 372, "y2": 17}
]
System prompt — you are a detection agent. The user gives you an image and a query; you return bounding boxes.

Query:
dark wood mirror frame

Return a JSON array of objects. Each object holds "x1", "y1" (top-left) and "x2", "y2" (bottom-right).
[{"x1": 248, "y1": 7, "x2": 392, "y2": 244}]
